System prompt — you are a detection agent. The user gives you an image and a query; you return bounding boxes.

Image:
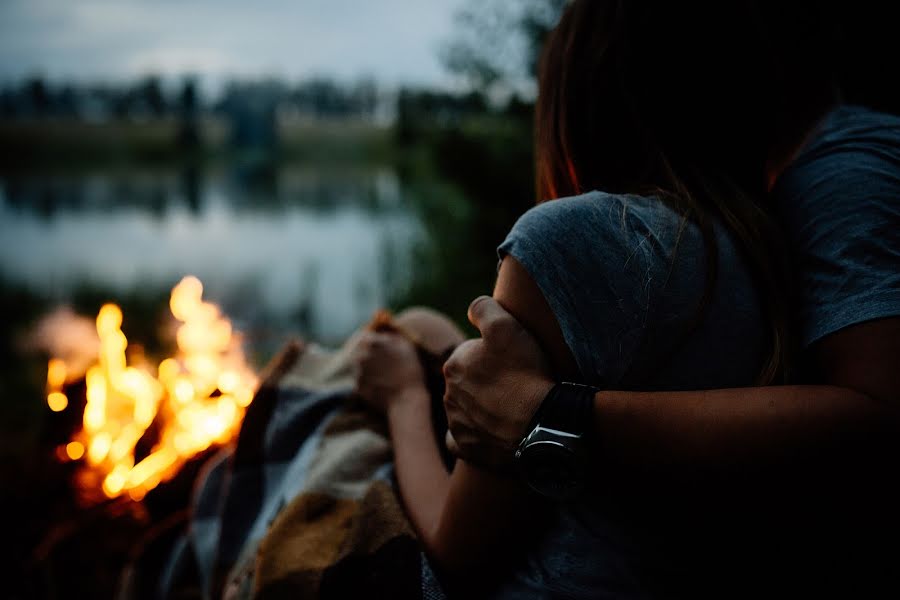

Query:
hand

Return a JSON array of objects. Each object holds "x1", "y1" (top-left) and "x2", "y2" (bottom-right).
[
  {"x1": 351, "y1": 331, "x2": 426, "y2": 412},
  {"x1": 443, "y1": 296, "x2": 554, "y2": 469}
]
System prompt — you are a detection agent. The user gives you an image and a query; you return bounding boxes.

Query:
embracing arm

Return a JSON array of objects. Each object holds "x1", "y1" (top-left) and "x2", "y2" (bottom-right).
[
  {"x1": 587, "y1": 321, "x2": 900, "y2": 504},
  {"x1": 447, "y1": 257, "x2": 900, "y2": 478},
  {"x1": 590, "y1": 382, "x2": 897, "y2": 475},
  {"x1": 599, "y1": 320, "x2": 899, "y2": 473},
  {"x1": 391, "y1": 254, "x2": 899, "y2": 578},
  {"x1": 434, "y1": 255, "x2": 900, "y2": 592}
]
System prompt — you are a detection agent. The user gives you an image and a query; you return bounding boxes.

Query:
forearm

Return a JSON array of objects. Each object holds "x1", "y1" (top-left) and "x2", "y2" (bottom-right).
[
  {"x1": 591, "y1": 384, "x2": 900, "y2": 563},
  {"x1": 388, "y1": 387, "x2": 538, "y2": 582},
  {"x1": 386, "y1": 386, "x2": 451, "y2": 544},
  {"x1": 591, "y1": 384, "x2": 900, "y2": 586},
  {"x1": 593, "y1": 384, "x2": 899, "y2": 474}
]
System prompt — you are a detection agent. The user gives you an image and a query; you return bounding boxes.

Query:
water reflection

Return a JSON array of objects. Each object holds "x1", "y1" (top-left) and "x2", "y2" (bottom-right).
[{"x1": 0, "y1": 165, "x2": 426, "y2": 344}]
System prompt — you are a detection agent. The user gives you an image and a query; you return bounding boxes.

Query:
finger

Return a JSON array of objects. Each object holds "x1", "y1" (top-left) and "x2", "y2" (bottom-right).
[
  {"x1": 442, "y1": 338, "x2": 480, "y2": 379},
  {"x1": 467, "y1": 296, "x2": 516, "y2": 342},
  {"x1": 371, "y1": 331, "x2": 407, "y2": 350},
  {"x1": 352, "y1": 332, "x2": 375, "y2": 356},
  {"x1": 365, "y1": 331, "x2": 387, "y2": 346}
]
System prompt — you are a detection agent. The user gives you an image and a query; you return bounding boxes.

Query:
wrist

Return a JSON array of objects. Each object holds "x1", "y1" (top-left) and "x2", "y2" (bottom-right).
[
  {"x1": 515, "y1": 381, "x2": 601, "y2": 500},
  {"x1": 387, "y1": 384, "x2": 430, "y2": 416},
  {"x1": 520, "y1": 377, "x2": 555, "y2": 438}
]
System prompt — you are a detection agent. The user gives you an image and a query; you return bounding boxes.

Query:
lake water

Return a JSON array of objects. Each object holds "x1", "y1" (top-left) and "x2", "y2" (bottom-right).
[{"x1": 0, "y1": 164, "x2": 449, "y2": 348}]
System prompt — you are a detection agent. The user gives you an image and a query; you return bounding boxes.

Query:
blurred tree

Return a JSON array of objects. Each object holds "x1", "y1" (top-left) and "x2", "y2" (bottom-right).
[
  {"x1": 394, "y1": 87, "x2": 492, "y2": 145},
  {"x1": 57, "y1": 84, "x2": 78, "y2": 118},
  {"x1": 137, "y1": 75, "x2": 167, "y2": 118},
  {"x1": 0, "y1": 87, "x2": 13, "y2": 117},
  {"x1": 294, "y1": 78, "x2": 352, "y2": 118},
  {"x1": 25, "y1": 77, "x2": 50, "y2": 116},
  {"x1": 221, "y1": 80, "x2": 281, "y2": 153},
  {"x1": 351, "y1": 78, "x2": 379, "y2": 119},
  {"x1": 440, "y1": 0, "x2": 567, "y2": 94},
  {"x1": 444, "y1": 0, "x2": 900, "y2": 116},
  {"x1": 178, "y1": 77, "x2": 200, "y2": 148}
]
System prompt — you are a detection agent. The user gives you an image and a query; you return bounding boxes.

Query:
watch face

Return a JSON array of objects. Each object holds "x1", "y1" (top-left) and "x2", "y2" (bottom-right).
[{"x1": 519, "y1": 440, "x2": 583, "y2": 500}]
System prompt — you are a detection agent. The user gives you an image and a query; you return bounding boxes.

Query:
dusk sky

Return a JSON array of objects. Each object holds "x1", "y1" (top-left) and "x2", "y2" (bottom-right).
[{"x1": 0, "y1": 0, "x2": 468, "y2": 89}]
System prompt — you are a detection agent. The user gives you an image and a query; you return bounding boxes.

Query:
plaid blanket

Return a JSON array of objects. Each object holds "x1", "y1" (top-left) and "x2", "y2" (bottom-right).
[{"x1": 130, "y1": 338, "x2": 448, "y2": 600}]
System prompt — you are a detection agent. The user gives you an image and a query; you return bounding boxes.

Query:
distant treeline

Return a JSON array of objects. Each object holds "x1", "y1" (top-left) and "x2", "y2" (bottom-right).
[
  {"x1": 0, "y1": 75, "x2": 535, "y2": 126},
  {"x1": 1, "y1": 76, "x2": 200, "y2": 122}
]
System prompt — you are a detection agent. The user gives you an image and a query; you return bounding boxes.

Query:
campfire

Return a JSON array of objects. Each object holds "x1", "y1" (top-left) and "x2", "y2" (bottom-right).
[{"x1": 45, "y1": 276, "x2": 258, "y2": 503}]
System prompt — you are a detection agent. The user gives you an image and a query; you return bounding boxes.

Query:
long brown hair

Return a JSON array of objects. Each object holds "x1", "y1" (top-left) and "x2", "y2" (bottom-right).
[{"x1": 535, "y1": 0, "x2": 839, "y2": 384}]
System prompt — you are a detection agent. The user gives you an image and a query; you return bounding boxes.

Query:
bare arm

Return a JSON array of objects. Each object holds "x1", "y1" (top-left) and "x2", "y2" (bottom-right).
[
  {"x1": 389, "y1": 253, "x2": 899, "y2": 579},
  {"x1": 599, "y1": 316, "x2": 900, "y2": 474},
  {"x1": 439, "y1": 256, "x2": 900, "y2": 593},
  {"x1": 379, "y1": 257, "x2": 578, "y2": 581},
  {"x1": 389, "y1": 256, "x2": 567, "y2": 581},
  {"x1": 353, "y1": 268, "x2": 552, "y2": 584},
  {"x1": 446, "y1": 257, "x2": 900, "y2": 477},
  {"x1": 386, "y1": 390, "x2": 535, "y2": 582},
  {"x1": 591, "y1": 384, "x2": 896, "y2": 475},
  {"x1": 595, "y1": 312, "x2": 900, "y2": 469}
]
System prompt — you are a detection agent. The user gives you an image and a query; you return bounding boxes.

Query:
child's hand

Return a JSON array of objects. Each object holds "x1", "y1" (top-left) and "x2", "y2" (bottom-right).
[{"x1": 351, "y1": 331, "x2": 426, "y2": 412}]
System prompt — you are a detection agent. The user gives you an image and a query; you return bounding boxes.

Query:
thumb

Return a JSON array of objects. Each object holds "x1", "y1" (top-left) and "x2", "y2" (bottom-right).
[{"x1": 467, "y1": 296, "x2": 515, "y2": 341}]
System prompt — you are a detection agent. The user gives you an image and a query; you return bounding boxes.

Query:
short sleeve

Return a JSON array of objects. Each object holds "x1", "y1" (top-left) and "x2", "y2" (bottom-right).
[
  {"x1": 497, "y1": 192, "x2": 692, "y2": 386},
  {"x1": 775, "y1": 118, "x2": 900, "y2": 347}
]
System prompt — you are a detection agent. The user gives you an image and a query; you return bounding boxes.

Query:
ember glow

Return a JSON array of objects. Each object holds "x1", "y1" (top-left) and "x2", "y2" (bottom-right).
[{"x1": 46, "y1": 276, "x2": 258, "y2": 502}]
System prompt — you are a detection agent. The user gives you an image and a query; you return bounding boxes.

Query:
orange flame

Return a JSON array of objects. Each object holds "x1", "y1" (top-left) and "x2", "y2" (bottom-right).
[{"x1": 47, "y1": 276, "x2": 258, "y2": 502}]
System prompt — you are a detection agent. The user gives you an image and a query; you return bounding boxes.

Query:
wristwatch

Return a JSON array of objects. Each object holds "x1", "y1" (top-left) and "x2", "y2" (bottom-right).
[{"x1": 515, "y1": 382, "x2": 599, "y2": 500}]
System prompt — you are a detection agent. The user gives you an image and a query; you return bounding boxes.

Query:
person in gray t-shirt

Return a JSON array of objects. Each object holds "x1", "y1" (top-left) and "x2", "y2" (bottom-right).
[
  {"x1": 773, "y1": 105, "x2": 900, "y2": 352},
  {"x1": 430, "y1": 1, "x2": 900, "y2": 598},
  {"x1": 481, "y1": 104, "x2": 900, "y2": 599}
]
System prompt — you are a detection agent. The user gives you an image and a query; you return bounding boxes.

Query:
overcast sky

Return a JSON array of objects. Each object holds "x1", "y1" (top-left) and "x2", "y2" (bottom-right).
[{"x1": 0, "y1": 0, "x2": 467, "y2": 89}]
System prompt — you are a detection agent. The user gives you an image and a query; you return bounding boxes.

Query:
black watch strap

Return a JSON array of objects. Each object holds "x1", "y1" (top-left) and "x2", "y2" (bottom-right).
[{"x1": 530, "y1": 382, "x2": 598, "y2": 438}]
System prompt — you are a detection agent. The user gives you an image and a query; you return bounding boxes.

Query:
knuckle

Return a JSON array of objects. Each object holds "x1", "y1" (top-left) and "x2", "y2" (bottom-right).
[
  {"x1": 448, "y1": 339, "x2": 479, "y2": 365},
  {"x1": 483, "y1": 317, "x2": 513, "y2": 341},
  {"x1": 442, "y1": 357, "x2": 458, "y2": 379}
]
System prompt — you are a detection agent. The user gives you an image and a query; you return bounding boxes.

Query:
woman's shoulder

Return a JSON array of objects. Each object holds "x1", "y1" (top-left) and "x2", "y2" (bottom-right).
[
  {"x1": 496, "y1": 190, "x2": 757, "y2": 388},
  {"x1": 500, "y1": 190, "x2": 687, "y2": 260},
  {"x1": 511, "y1": 190, "x2": 682, "y2": 225}
]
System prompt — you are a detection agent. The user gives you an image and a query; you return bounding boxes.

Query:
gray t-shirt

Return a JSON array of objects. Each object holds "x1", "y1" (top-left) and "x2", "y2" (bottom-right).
[
  {"x1": 772, "y1": 104, "x2": 900, "y2": 347},
  {"x1": 498, "y1": 192, "x2": 766, "y2": 391},
  {"x1": 495, "y1": 193, "x2": 767, "y2": 598},
  {"x1": 490, "y1": 104, "x2": 900, "y2": 598}
]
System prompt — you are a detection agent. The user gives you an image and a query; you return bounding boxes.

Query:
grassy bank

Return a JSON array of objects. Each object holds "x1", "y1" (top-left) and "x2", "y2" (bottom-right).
[{"x1": 0, "y1": 117, "x2": 395, "y2": 169}]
